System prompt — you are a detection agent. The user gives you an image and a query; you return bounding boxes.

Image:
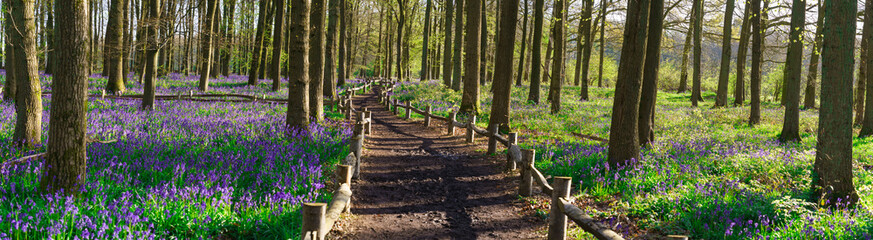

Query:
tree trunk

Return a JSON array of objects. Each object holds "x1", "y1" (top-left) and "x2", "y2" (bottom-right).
[
  {"x1": 734, "y1": 2, "x2": 751, "y2": 106},
  {"x1": 515, "y1": 0, "x2": 528, "y2": 87},
  {"x1": 460, "y1": 0, "x2": 481, "y2": 114},
  {"x1": 749, "y1": 0, "x2": 762, "y2": 125},
  {"x1": 607, "y1": 0, "x2": 649, "y2": 167},
  {"x1": 478, "y1": 0, "x2": 487, "y2": 85},
  {"x1": 691, "y1": 0, "x2": 703, "y2": 107},
  {"x1": 542, "y1": 32, "x2": 553, "y2": 85},
  {"x1": 247, "y1": 0, "x2": 268, "y2": 86},
  {"x1": 122, "y1": 0, "x2": 132, "y2": 84},
  {"x1": 488, "y1": 0, "x2": 518, "y2": 132},
  {"x1": 813, "y1": 0, "x2": 860, "y2": 206},
  {"x1": 421, "y1": 0, "x2": 432, "y2": 81},
  {"x1": 678, "y1": 4, "x2": 693, "y2": 93},
  {"x1": 288, "y1": 0, "x2": 311, "y2": 128},
  {"x1": 526, "y1": 0, "x2": 543, "y2": 103},
  {"x1": 259, "y1": 5, "x2": 274, "y2": 80},
  {"x1": 270, "y1": 0, "x2": 284, "y2": 91},
  {"x1": 597, "y1": 0, "x2": 605, "y2": 88},
  {"x1": 3, "y1": 1, "x2": 16, "y2": 103},
  {"x1": 142, "y1": 0, "x2": 162, "y2": 110},
  {"x1": 221, "y1": 0, "x2": 236, "y2": 76},
  {"x1": 198, "y1": 0, "x2": 218, "y2": 91},
  {"x1": 639, "y1": 0, "x2": 662, "y2": 146},
  {"x1": 43, "y1": 0, "x2": 54, "y2": 75},
  {"x1": 547, "y1": 0, "x2": 564, "y2": 114},
  {"x1": 714, "y1": 0, "x2": 734, "y2": 107},
  {"x1": 324, "y1": 0, "x2": 339, "y2": 100},
  {"x1": 339, "y1": 0, "x2": 347, "y2": 85},
  {"x1": 579, "y1": 0, "x2": 593, "y2": 100},
  {"x1": 451, "y1": 0, "x2": 465, "y2": 90},
  {"x1": 11, "y1": 0, "x2": 44, "y2": 147},
  {"x1": 309, "y1": 0, "x2": 326, "y2": 122},
  {"x1": 804, "y1": 8, "x2": 824, "y2": 109},
  {"x1": 41, "y1": 0, "x2": 89, "y2": 195},
  {"x1": 442, "y1": 0, "x2": 454, "y2": 86},
  {"x1": 104, "y1": 0, "x2": 127, "y2": 94},
  {"x1": 861, "y1": 0, "x2": 873, "y2": 137},
  {"x1": 858, "y1": 6, "x2": 872, "y2": 125},
  {"x1": 778, "y1": 0, "x2": 804, "y2": 142}
]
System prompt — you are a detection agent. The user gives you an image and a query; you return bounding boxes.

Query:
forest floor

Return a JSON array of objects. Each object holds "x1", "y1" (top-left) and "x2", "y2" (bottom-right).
[{"x1": 334, "y1": 92, "x2": 544, "y2": 239}]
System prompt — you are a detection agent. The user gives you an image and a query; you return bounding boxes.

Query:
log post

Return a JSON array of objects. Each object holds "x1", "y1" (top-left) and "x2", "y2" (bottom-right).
[
  {"x1": 336, "y1": 164, "x2": 352, "y2": 185},
  {"x1": 392, "y1": 99, "x2": 398, "y2": 115},
  {"x1": 424, "y1": 105, "x2": 432, "y2": 127},
  {"x1": 519, "y1": 149, "x2": 535, "y2": 196},
  {"x1": 465, "y1": 115, "x2": 477, "y2": 143},
  {"x1": 547, "y1": 177, "x2": 572, "y2": 240},
  {"x1": 301, "y1": 203, "x2": 327, "y2": 240},
  {"x1": 404, "y1": 100, "x2": 411, "y2": 120},
  {"x1": 447, "y1": 111, "x2": 457, "y2": 135},
  {"x1": 487, "y1": 124, "x2": 498, "y2": 154},
  {"x1": 345, "y1": 99, "x2": 353, "y2": 120},
  {"x1": 189, "y1": 90, "x2": 194, "y2": 98},
  {"x1": 363, "y1": 108, "x2": 372, "y2": 135},
  {"x1": 351, "y1": 123, "x2": 365, "y2": 178},
  {"x1": 101, "y1": 90, "x2": 106, "y2": 99},
  {"x1": 506, "y1": 133, "x2": 518, "y2": 170}
]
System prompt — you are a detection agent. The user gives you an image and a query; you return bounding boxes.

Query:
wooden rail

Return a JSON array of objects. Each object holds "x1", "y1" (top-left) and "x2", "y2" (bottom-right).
[{"x1": 375, "y1": 82, "x2": 690, "y2": 240}]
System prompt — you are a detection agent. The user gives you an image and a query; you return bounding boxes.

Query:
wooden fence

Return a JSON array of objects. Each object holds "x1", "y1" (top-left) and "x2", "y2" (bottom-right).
[{"x1": 374, "y1": 83, "x2": 690, "y2": 240}]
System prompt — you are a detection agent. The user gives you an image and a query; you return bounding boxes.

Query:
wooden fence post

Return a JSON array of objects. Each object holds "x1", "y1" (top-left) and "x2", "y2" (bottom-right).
[
  {"x1": 506, "y1": 133, "x2": 518, "y2": 170},
  {"x1": 337, "y1": 165, "x2": 352, "y2": 185},
  {"x1": 447, "y1": 111, "x2": 457, "y2": 136},
  {"x1": 351, "y1": 123, "x2": 364, "y2": 178},
  {"x1": 345, "y1": 99, "x2": 353, "y2": 120},
  {"x1": 363, "y1": 108, "x2": 372, "y2": 135},
  {"x1": 189, "y1": 90, "x2": 194, "y2": 98},
  {"x1": 101, "y1": 90, "x2": 106, "y2": 99},
  {"x1": 424, "y1": 105, "x2": 432, "y2": 127},
  {"x1": 519, "y1": 149, "x2": 535, "y2": 197},
  {"x1": 301, "y1": 203, "x2": 327, "y2": 240},
  {"x1": 465, "y1": 115, "x2": 477, "y2": 143},
  {"x1": 487, "y1": 124, "x2": 498, "y2": 154},
  {"x1": 392, "y1": 99, "x2": 398, "y2": 115},
  {"x1": 667, "y1": 236, "x2": 689, "y2": 240},
  {"x1": 404, "y1": 100, "x2": 411, "y2": 120},
  {"x1": 547, "y1": 177, "x2": 572, "y2": 240}
]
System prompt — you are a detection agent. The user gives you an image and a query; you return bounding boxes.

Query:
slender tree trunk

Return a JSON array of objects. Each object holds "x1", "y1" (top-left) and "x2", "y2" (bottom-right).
[
  {"x1": 858, "y1": 6, "x2": 872, "y2": 125},
  {"x1": 542, "y1": 32, "x2": 553, "y2": 85},
  {"x1": 678, "y1": 4, "x2": 693, "y2": 93},
  {"x1": 442, "y1": 0, "x2": 454, "y2": 86},
  {"x1": 259, "y1": 5, "x2": 274, "y2": 80},
  {"x1": 339, "y1": 0, "x2": 347, "y2": 85},
  {"x1": 547, "y1": 0, "x2": 564, "y2": 114},
  {"x1": 247, "y1": 0, "x2": 268, "y2": 85},
  {"x1": 597, "y1": 0, "x2": 605, "y2": 88},
  {"x1": 579, "y1": 0, "x2": 593, "y2": 100},
  {"x1": 11, "y1": 0, "x2": 44, "y2": 147},
  {"x1": 749, "y1": 0, "x2": 762, "y2": 125},
  {"x1": 309, "y1": 0, "x2": 326, "y2": 121},
  {"x1": 142, "y1": 0, "x2": 162, "y2": 110},
  {"x1": 104, "y1": 0, "x2": 127, "y2": 94},
  {"x1": 488, "y1": 0, "x2": 518, "y2": 132},
  {"x1": 638, "y1": 0, "x2": 662, "y2": 146},
  {"x1": 43, "y1": 0, "x2": 54, "y2": 74},
  {"x1": 862, "y1": 0, "x2": 873, "y2": 137},
  {"x1": 691, "y1": 0, "x2": 703, "y2": 106},
  {"x1": 778, "y1": 0, "x2": 804, "y2": 142},
  {"x1": 3, "y1": 1, "x2": 17, "y2": 103},
  {"x1": 288, "y1": 0, "x2": 311, "y2": 128},
  {"x1": 714, "y1": 0, "x2": 734, "y2": 107},
  {"x1": 515, "y1": 0, "x2": 528, "y2": 87},
  {"x1": 451, "y1": 0, "x2": 464, "y2": 90},
  {"x1": 324, "y1": 0, "x2": 338, "y2": 100},
  {"x1": 222, "y1": 0, "x2": 236, "y2": 76},
  {"x1": 198, "y1": 0, "x2": 218, "y2": 91},
  {"x1": 607, "y1": 0, "x2": 649, "y2": 167},
  {"x1": 812, "y1": 0, "x2": 860, "y2": 206},
  {"x1": 526, "y1": 0, "x2": 543, "y2": 103},
  {"x1": 41, "y1": 0, "x2": 89, "y2": 195},
  {"x1": 421, "y1": 0, "x2": 432, "y2": 80},
  {"x1": 269, "y1": 0, "x2": 284, "y2": 91},
  {"x1": 122, "y1": 0, "x2": 132, "y2": 83},
  {"x1": 478, "y1": 0, "x2": 487, "y2": 85},
  {"x1": 804, "y1": 8, "x2": 824, "y2": 109},
  {"x1": 734, "y1": 2, "x2": 750, "y2": 106},
  {"x1": 459, "y1": 0, "x2": 481, "y2": 114}
]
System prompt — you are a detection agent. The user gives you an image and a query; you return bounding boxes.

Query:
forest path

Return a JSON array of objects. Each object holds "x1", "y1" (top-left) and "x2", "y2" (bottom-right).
[{"x1": 336, "y1": 92, "x2": 542, "y2": 240}]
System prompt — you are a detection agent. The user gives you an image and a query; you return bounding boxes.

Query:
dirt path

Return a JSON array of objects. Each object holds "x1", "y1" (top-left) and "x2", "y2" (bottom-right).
[{"x1": 335, "y1": 92, "x2": 543, "y2": 240}]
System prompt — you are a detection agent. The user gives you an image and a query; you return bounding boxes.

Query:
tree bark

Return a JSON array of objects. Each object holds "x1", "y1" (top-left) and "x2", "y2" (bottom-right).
[
  {"x1": 691, "y1": 0, "x2": 703, "y2": 107},
  {"x1": 478, "y1": 0, "x2": 487, "y2": 85},
  {"x1": 578, "y1": 0, "x2": 593, "y2": 100},
  {"x1": 515, "y1": 0, "x2": 529, "y2": 87},
  {"x1": 11, "y1": 0, "x2": 43, "y2": 147},
  {"x1": 3, "y1": 1, "x2": 16, "y2": 103},
  {"x1": 714, "y1": 0, "x2": 734, "y2": 107},
  {"x1": 221, "y1": 0, "x2": 236, "y2": 76},
  {"x1": 678, "y1": 4, "x2": 693, "y2": 93},
  {"x1": 451, "y1": 0, "x2": 464, "y2": 90},
  {"x1": 861, "y1": 0, "x2": 873, "y2": 137},
  {"x1": 43, "y1": 0, "x2": 54, "y2": 75},
  {"x1": 442, "y1": 0, "x2": 454, "y2": 86},
  {"x1": 526, "y1": 0, "x2": 543, "y2": 103},
  {"x1": 198, "y1": 0, "x2": 218, "y2": 91},
  {"x1": 288, "y1": 0, "x2": 311, "y2": 129},
  {"x1": 339, "y1": 0, "x2": 347, "y2": 84},
  {"x1": 142, "y1": 0, "x2": 162, "y2": 110},
  {"x1": 639, "y1": 0, "x2": 662, "y2": 146},
  {"x1": 607, "y1": 0, "x2": 649, "y2": 167},
  {"x1": 804, "y1": 7, "x2": 824, "y2": 109},
  {"x1": 104, "y1": 0, "x2": 126, "y2": 94},
  {"x1": 247, "y1": 0, "x2": 268, "y2": 86},
  {"x1": 748, "y1": 0, "x2": 762, "y2": 125},
  {"x1": 459, "y1": 0, "x2": 481, "y2": 114},
  {"x1": 324, "y1": 0, "x2": 339, "y2": 100},
  {"x1": 812, "y1": 0, "x2": 860, "y2": 206},
  {"x1": 41, "y1": 0, "x2": 89, "y2": 195},
  {"x1": 488, "y1": 0, "x2": 518, "y2": 132},
  {"x1": 778, "y1": 0, "x2": 804, "y2": 142},
  {"x1": 858, "y1": 4, "x2": 872, "y2": 125},
  {"x1": 547, "y1": 0, "x2": 564, "y2": 114},
  {"x1": 421, "y1": 0, "x2": 432, "y2": 81},
  {"x1": 734, "y1": 2, "x2": 751, "y2": 106},
  {"x1": 309, "y1": 0, "x2": 326, "y2": 122},
  {"x1": 270, "y1": 0, "x2": 284, "y2": 91},
  {"x1": 122, "y1": 0, "x2": 132, "y2": 83},
  {"x1": 597, "y1": 0, "x2": 605, "y2": 88}
]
